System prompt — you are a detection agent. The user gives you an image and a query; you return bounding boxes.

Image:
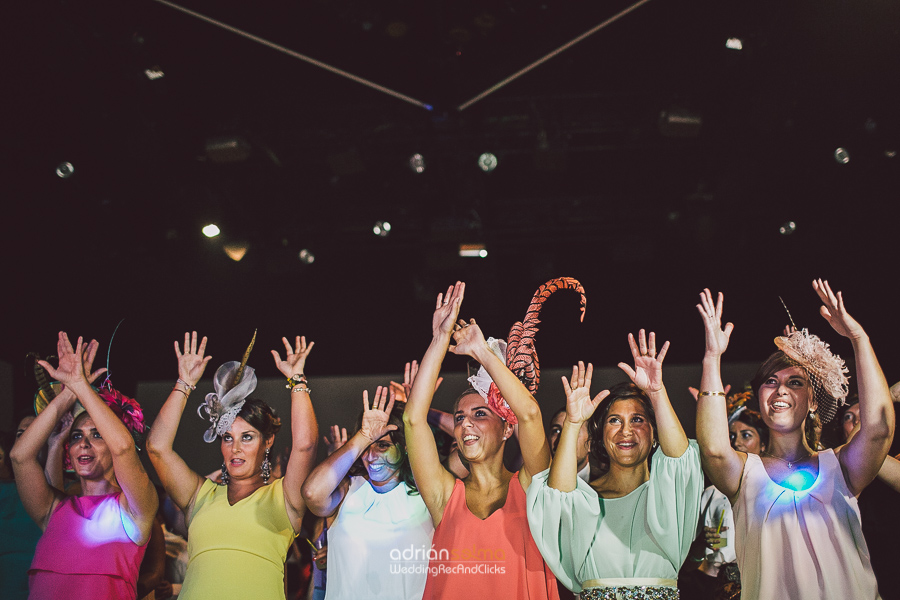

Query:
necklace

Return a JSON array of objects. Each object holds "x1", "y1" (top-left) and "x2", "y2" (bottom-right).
[{"x1": 762, "y1": 450, "x2": 811, "y2": 469}]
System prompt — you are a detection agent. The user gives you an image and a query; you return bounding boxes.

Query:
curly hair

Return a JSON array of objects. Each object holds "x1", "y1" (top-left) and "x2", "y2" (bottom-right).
[
  {"x1": 350, "y1": 404, "x2": 419, "y2": 495},
  {"x1": 587, "y1": 382, "x2": 658, "y2": 474},
  {"x1": 236, "y1": 398, "x2": 282, "y2": 439}
]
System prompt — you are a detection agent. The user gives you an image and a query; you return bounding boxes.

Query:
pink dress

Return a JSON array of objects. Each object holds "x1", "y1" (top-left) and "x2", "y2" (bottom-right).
[
  {"x1": 28, "y1": 493, "x2": 148, "y2": 600},
  {"x1": 423, "y1": 474, "x2": 559, "y2": 600},
  {"x1": 733, "y1": 450, "x2": 880, "y2": 600}
]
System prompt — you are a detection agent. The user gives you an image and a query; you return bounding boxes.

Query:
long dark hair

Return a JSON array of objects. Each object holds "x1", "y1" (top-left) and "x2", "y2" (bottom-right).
[
  {"x1": 350, "y1": 404, "x2": 418, "y2": 495},
  {"x1": 587, "y1": 382, "x2": 658, "y2": 474}
]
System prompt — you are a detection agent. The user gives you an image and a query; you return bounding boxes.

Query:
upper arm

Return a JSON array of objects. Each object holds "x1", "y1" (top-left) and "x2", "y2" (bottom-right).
[
  {"x1": 404, "y1": 415, "x2": 456, "y2": 526},
  {"x1": 876, "y1": 453, "x2": 900, "y2": 494},
  {"x1": 113, "y1": 448, "x2": 160, "y2": 545},
  {"x1": 11, "y1": 457, "x2": 63, "y2": 530},
  {"x1": 700, "y1": 449, "x2": 747, "y2": 501},
  {"x1": 147, "y1": 447, "x2": 204, "y2": 516},
  {"x1": 517, "y1": 414, "x2": 551, "y2": 491},
  {"x1": 283, "y1": 444, "x2": 318, "y2": 529},
  {"x1": 837, "y1": 432, "x2": 892, "y2": 496},
  {"x1": 306, "y1": 476, "x2": 349, "y2": 519}
]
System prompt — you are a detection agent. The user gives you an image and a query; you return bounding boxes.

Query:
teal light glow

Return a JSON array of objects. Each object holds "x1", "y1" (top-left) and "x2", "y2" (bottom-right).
[{"x1": 783, "y1": 469, "x2": 816, "y2": 492}]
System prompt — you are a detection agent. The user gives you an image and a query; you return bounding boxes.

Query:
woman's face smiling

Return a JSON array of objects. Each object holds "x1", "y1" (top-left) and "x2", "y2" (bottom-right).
[
  {"x1": 758, "y1": 366, "x2": 816, "y2": 432},
  {"x1": 454, "y1": 392, "x2": 511, "y2": 462},
  {"x1": 729, "y1": 421, "x2": 765, "y2": 455},
  {"x1": 602, "y1": 398, "x2": 655, "y2": 469},
  {"x1": 221, "y1": 417, "x2": 271, "y2": 482},
  {"x1": 361, "y1": 436, "x2": 403, "y2": 486},
  {"x1": 68, "y1": 415, "x2": 114, "y2": 480}
]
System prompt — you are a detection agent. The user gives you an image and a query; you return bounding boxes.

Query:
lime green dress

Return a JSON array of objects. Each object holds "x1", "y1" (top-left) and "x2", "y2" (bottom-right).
[
  {"x1": 180, "y1": 478, "x2": 295, "y2": 600},
  {"x1": 526, "y1": 440, "x2": 703, "y2": 594}
]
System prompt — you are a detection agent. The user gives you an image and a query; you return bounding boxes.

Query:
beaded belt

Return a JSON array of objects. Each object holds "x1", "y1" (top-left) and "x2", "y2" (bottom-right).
[{"x1": 580, "y1": 578, "x2": 679, "y2": 600}]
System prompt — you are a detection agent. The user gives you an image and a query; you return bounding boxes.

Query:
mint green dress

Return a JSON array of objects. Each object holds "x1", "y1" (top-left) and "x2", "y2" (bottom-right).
[{"x1": 525, "y1": 440, "x2": 703, "y2": 594}]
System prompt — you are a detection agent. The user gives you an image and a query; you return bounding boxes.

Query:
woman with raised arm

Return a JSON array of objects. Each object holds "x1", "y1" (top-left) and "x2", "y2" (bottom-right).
[
  {"x1": 402, "y1": 282, "x2": 560, "y2": 600},
  {"x1": 10, "y1": 333, "x2": 157, "y2": 600},
  {"x1": 527, "y1": 331, "x2": 703, "y2": 600},
  {"x1": 300, "y1": 385, "x2": 432, "y2": 600},
  {"x1": 146, "y1": 332, "x2": 318, "y2": 600},
  {"x1": 695, "y1": 281, "x2": 893, "y2": 600}
]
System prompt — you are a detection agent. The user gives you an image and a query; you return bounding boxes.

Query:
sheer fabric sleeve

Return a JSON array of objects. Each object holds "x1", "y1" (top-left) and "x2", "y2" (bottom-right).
[
  {"x1": 646, "y1": 439, "x2": 704, "y2": 569},
  {"x1": 525, "y1": 468, "x2": 600, "y2": 594}
]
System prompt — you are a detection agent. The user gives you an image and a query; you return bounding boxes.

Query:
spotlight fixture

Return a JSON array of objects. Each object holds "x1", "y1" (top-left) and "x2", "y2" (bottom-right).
[
  {"x1": 725, "y1": 37, "x2": 743, "y2": 50},
  {"x1": 779, "y1": 221, "x2": 797, "y2": 236},
  {"x1": 477, "y1": 153, "x2": 498, "y2": 173},
  {"x1": 223, "y1": 244, "x2": 248, "y2": 262},
  {"x1": 373, "y1": 221, "x2": 392, "y2": 237},
  {"x1": 202, "y1": 224, "x2": 221, "y2": 238},
  {"x1": 144, "y1": 68, "x2": 165, "y2": 81},
  {"x1": 55, "y1": 162, "x2": 74, "y2": 179},
  {"x1": 408, "y1": 153, "x2": 425, "y2": 174},
  {"x1": 459, "y1": 243, "x2": 488, "y2": 258},
  {"x1": 833, "y1": 148, "x2": 850, "y2": 164},
  {"x1": 299, "y1": 249, "x2": 315, "y2": 264}
]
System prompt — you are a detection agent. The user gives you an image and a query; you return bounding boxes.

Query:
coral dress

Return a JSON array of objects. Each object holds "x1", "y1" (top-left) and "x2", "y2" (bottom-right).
[
  {"x1": 180, "y1": 478, "x2": 295, "y2": 600},
  {"x1": 423, "y1": 473, "x2": 559, "y2": 600},
  {"x1": 733, "y1": 450, "x2": 880, "y2": 600},
  {"x1": 28, "y1": 493, "x2": 148, "y2": 600}
]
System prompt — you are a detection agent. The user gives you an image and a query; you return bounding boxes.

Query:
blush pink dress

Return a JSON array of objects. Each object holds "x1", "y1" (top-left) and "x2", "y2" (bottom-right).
[
  {"x1": 28, "y1": 493, "x2": 148, "y2": 600},
  {"x1": 423, "y1": 474, "x2": 559, "y2": 600},
  {"x1": 733, "y1": 450, "x2": 880, "y2": 600}
]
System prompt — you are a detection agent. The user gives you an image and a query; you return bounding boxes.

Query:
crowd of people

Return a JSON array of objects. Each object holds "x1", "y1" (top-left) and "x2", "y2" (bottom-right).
[{"x1": 1, "y1": 278, "x2": 898, "y2": 600}]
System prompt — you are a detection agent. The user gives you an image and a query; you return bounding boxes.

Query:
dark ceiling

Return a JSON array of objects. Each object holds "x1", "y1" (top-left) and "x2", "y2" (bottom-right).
[{"x1": 3, "y1": 0, "x2": 898, "y2": 413}]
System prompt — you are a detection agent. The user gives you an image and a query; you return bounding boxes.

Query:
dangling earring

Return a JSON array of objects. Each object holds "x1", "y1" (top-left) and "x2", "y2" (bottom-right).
[
  {"x1": 220, "y1": 462, "x2": 230, "y2": 486},
  {"x1": 261, "y1": 448, "x2": 272, "y2": 484}
]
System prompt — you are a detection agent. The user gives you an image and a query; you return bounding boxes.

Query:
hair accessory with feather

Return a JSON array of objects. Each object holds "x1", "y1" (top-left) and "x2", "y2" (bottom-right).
[
  {"x1": 197, "y1": 330, "x2": 258, "y2": 443},
  {"x1": 468, "y1": 277, "x2": 587, "y2": 424}
]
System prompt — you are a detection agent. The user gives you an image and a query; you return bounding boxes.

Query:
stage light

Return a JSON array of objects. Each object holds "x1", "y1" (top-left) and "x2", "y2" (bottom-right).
[
  {"x1": 56, "y1": 162, "x2": 74, "y2": 179},
  {"x1": 834, "y1": 148, "x2": 850, "y2": 164},
  {"x1": 409, "y1": 154, "x2": 425, "y2": 173},
  {"x1": 202, "y1": 224, "x2": 221, "y2": 238},
  {"x1": 779, "y1": 221, "x2": 796, "y2": 236},
  {"x1": 373, "y1": 221, "x2": 391, "y2": 237},
  {"x1": 223, "y1": 244, "x2": 248, "y2": 262},
  {"x1": 885, "y1": 150, "x2": 896, "y2": 158},
  {"x1": 299, "y1": 249, "x2": 315, "y2": 264},
  {"x1": 144, "y1": 68, "x2": 164, "y2": 81},
  {"x1": 459, "y1": 243, "x2": 488, "y2": 258},
  {"x1": 725, "y1": 37, "x2": 743, "y2": 50},
  {"x1": 477, "y1": 153, "x2": 498, "y2": 172}
]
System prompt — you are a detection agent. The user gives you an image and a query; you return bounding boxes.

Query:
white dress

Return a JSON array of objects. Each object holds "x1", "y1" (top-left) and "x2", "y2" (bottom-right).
[
  {"x1": 325, "y1": 476, "x2": 434, "y2": 600},
  {"x1": 733, "y1": 450, "x2": 880, "y2": 600}
]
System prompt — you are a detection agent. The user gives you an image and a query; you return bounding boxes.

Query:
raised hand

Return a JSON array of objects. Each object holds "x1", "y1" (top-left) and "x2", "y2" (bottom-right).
[
  {"x1": 561, "y1": 361, "x2": 609, "y2": 424},
  {"x1": 323, "y1": 425, "x2": 348, "y2": 456},
  {"x1": 80, "y1": 338, "x2": 108, "y2": 384},
  {"x1": 358, "y1": 386, "x2": 397, "y2": 443},
  {"x1": 390, "y1": 360, "x2": 444, "y2": 403},
  {"x1": 449, "y1": 319, "x2": 487, "y2": 358},
  {"x1": 696, "y1": 289, "x2": 733, "y2": 357},
  {"x1": 618, "y1": 330, "x2": 669, "y2": 393},
  {"x1": 48, "y1": 410, "x2": 75, "y2": 448},
  {"x1": 38, "y1": 332, "x2": 89, "y2": 388},
  {"x1": 813, "y1": 279, "x2": 864, "y2": 340},
  {"x1": 433, "y1": 282, "x2": 465, "y2": 337},
  {"x1": 175, "y1": 331, "x2": 212, "y2": 387},
  {"x1": 271, "y1": 335, "x2": 315, "y2": 378}
]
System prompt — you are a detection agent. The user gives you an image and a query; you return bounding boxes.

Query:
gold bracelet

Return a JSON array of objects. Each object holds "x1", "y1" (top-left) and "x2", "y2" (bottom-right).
[{"x1": 698, "y1": 390, "x2": 727, "y2": 397}]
